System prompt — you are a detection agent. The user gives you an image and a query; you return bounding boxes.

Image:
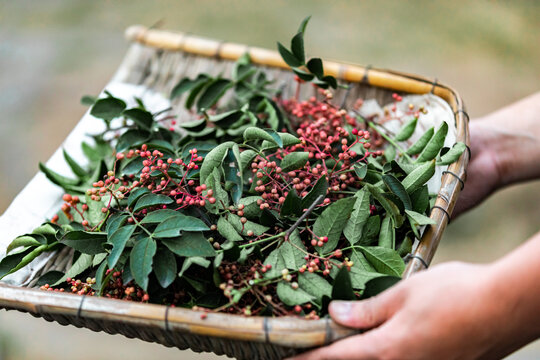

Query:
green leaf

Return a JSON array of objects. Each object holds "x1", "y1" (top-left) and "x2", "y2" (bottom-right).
[
  {"x1": 280, "y1": 230, "x2": 307, "y2": 270},
  {"x1": 178, "y1": 256, "x2": 211, "y2": 278},
  {"x1": 277, "y1": 280, "x2": 314, "y2": 306},
  {"x1": 81, "y1": 95, "x2": 97, "y2": 106},
  {"x1": 37, "y1": 271, "x2": 65, "y2": 287},
  {"x1": 438, "y1": 142, "x2": 466, "y2": 165},
  {"x1": 0, "y1": 248, "x2": 34, "y2": 279},
  {"x1": 6, "y1": 235, "x2": 43, "y2": 254},
  {"x1": 297, "y1": 15, "x2": 312, "y2": 33},
  {"x1": 153, "y1": 214, "x2": 210, "y2": 238},
  {"x1": 243, "y1": 127, "x2": 283, "y2": 147},
  {"x1": 292, "y1": 68, "x2": 314, "y2": 81},
  {"x1": 196, "y1": 79, "x2": 232, "y2": 111},
  {"x1": 301, "y1": 176, "x2": 328, "y2": 210},
  {"x1": 343, "y1": 188, "x2": 370, "y2": 245},
  {"x1": 384, "y1": 145, "x2": 397, "y2": 163},
  {"x1": 208, "y1": 110, "x2": 243, "y2": 127},
  {"x1": 359, "y1": 246, "x2": 405, "y2": 277},
  {"x1": 117, "y1": 128, "x2": 149, "y2": 152},
  {"x1": 361, "y1": 276, "x2": 401, "y2": 299},
  {"x1": 200, "y1": 141, "x2": 234, "y2": 184},
  {"x1": 204, "y1": 168, "x2": 229, "y2": 214},
  {"x1": 39, "y1": 162, "x2": 79, "y2": 187},
  {"x1": 405, "y1": 210, "x2": 436, "y2": 226},
  {"x1": 61, "y1": 231, "x2": 107, "y2": 255},
  {"x1": 170, "y1": 74, "x2": 210, "y2": 100},
  {"x1": 130, "y1": 237, "x2": 157, "y2": 291},
  {"x1": 239, "y1": 149, "x2": 258, "y2": 170},
  {"x1": 90, "y1": 97, "x2": 126, "y2": 121},
  {"x1": 332, "y1": 266, "x2": 355, "y2": 301},
  {"x1": 133, "y1": 194, "x2": 174, "y2": 213},
  {"x1": 261, "y1": 133, "x2": 301, "y2": 150},
  {"x1": 378, "y1": 216, "x2": 395, "y2": 249},
  {"x1": 298, "y1": 272, "x2": 332, "y2": 302},
  {"x1": 228, "y1": 214, "x2": 269, "y2": 236},
  {"x1": 406, "y1": 127, "x2": 434, "y2": 155},
  {"x1": 317, "y1": 197, "x2": 357, "y2": 253},
  {"x1": 123, "y1": 108, "x2": 154, "y2": 130},
  {"x1": 263, "y1": 248, "x2": 286, "y2": 279},
  {"x1": 107, "y1": 225, "x2": 136, "y2": 268},
  {"x1": 417, "y1": 122, "x2": 448, "y2": 162},
  {"x1": 401, "y1": 160, "x2": 436, "y2": 193},
  {"x1": 353, "y1": 163, "x2": 368, "y2": 179},
  {"x1": 410, "y1": 186, "x2": 429, "y2": 214},
  {"x1": 180, "y1": 118, "x2": 207, "y2": 132},
  {"x1": 281, "y1": 190, "x2": 303, "y2": 217},
  {"x1": 127, "y1": 187, "x2": 150, "y2": 209},
  {"x1": 53, "y1": 253, "x2": 94, "y2": 286},
  {"x1": 395, "y1": 117, "x2": 418, "y2": 141},
  {"x1": 239, "y1": 196, "x2": 263, "y2": 219},
  {"x1": 62, "y1": 149, "x2": 87, "y2": 178},
  {"x1": 185, "y1": 77, "x2": 212, "y2": 109},
  {"x1": 321, "y1": 75, "x2": 338, "y2": 89},
  {"x1": 217, "y1": 216, "x2": 243, "y2": 242},
  {"x1": 382, "y1": 174, "x2": 412, "y2": 210},
  {"x1": 140, "y1": 209, "x2": 179, "y2": 224},
  {"x1": 280, "y1": 152, "x2": 309, "y2": 172},
  {"x1": 277, "y1": 42, "x2": 302, "y2": 67},
  {"x1": 153, "y1": 247, "x2": 177, "y2": 288},
  {"x1": 306, "y1": 58, "x2": 323, "y2": 78},
  {"x1": 365, "y1": 184, "x2": 402, "y2": 227},
  {"x1": 162, "y1": 232, "x2": 216, "y2": 257},
  {"x1": 290, "y1": 32, "x2": 305, "y2": 64},
  {"x1": 224, "y1": 146, "x2": 243, "y2": 204}
]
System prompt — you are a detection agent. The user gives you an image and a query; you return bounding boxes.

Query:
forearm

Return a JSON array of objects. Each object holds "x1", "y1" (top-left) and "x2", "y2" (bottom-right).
[
  {"x1": 475, "y1": 92, "x2": 540, "y2": 187},
  {"x1": 492, "y1": 231, "x2": 540, "y2": 338}
]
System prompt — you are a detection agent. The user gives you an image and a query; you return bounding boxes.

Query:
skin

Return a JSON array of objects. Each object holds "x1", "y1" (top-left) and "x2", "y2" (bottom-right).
[{"x1": 287, "y1": 92, "x2": 540, "y2": 360}]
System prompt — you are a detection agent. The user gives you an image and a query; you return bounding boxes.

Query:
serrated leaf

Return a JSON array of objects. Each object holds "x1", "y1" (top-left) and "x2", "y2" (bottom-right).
[
  {"x1": 438, "y1": 142, "x2": 466, "y2": 165},
  {"x1": 406, "y1": 127, "x2": 434, "y2": 155},
  {"x1": 217, "y1": 216, "x2": 243, "y2": 242},
  {"x1": 281, "y1": 190, "x2": 303, "y2": 217},
  {"x1": 382, "y1": 174, "x2": 412, "y2": 210},
  {"x1": 353, "y1": 163, "x2": 368, "y2": 179},
  {"x1": 239, "y1": 149, "x2": 258, "y2": 170},
  {"x1": 359, "y1": 246, "x2": 405, "y2": 277},
  {"x1": 395, "y1": 117, "x2": 418, "y2": 141},
  {"x1": 277, "y1": 280, "x2": 314, "y2": 306},
  {"x1": 378, "y1": 216, "x2": 395, "y2": 249},
  {"x1": 130, "y1": 237, "x2": 156, "y2": 291},
  {"x1": 224, "y1": 146, "x2": 243, "y2": 204},
  {"x1": 298, "y1": 272, "x2": 331, "y2": 302},
  {"x1": 405, "y1": 210, "x2": 436, "y2": 226},
  {"x1": 200, "y1": 141, "x2": 234, "y2": 184},
  {"x1": 343, "y1": 188, "x2": 370, "y2": 245},
  {"x1": 317, "y1": 197, "x2": 357, "y2": 253},
  {"x1": 127, "y1": 187, "x2": 150, "y2": 209},
  {"x1": 108, "y1": 225, "x2": 136, "y2": 268},
  {"x1": 153, "y1": 247, "x2": 177, "y2": 288},
  {"x1": 417, "y1": 122, "x2": 448, "y2": 162},
  {"x1": 261, "y1": 132, "x2": 301, "y2": 150},
  {"x1": 280, "y1": 152, "x2": 309, "y2": 172},
  {"x1": 401, "y1": 160, "x2": 436, "y2": 193},
  {"x1": 140, "y1": 209, "x2": 179, "y2": 224},
  {"x1": 162, "y1": 232, "x2": 216, "y2": 257},
  {"x1": 133, "y1": 194, "x2": 174, "y2": 213},
  {"x1": 280, "y1": 230, "x2": 306, "y2": 270},
  {"x1": 61, "y1": 231, "x2": 107, "y2": 255},
  {"x1": 410, "y1": 186, "x2": 429, "y2": 214},
  {"x1": 228, "y1": 214, "x2": 269, "y2": 236},
  {"x1": 153, "y1": 214, "x2": 209, "y2": 238}
]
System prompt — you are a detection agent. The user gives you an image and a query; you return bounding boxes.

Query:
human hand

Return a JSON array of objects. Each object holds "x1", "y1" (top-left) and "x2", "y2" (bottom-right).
[{"x1": 286, "y1": 262, "x2": 524, "y2": 360}]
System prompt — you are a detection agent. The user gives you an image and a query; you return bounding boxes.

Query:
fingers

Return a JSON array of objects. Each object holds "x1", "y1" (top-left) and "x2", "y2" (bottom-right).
[
  {"x1": 329, "y1": 287, "x2": 402, "y2": 329},
  {"x1": 284, "y1": 330, "x2": 384, "y2": 360}
]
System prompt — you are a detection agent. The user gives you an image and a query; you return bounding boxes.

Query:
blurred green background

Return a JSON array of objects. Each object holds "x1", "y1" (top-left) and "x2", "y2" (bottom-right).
[{"x1": 0, "y1": 1, "x2": 539, "y2": 359}]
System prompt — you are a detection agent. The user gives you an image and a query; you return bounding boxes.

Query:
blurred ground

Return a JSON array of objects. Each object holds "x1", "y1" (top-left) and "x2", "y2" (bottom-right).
[{"x1": 0, "y1": 0, "x2": 539, "y2": 359}]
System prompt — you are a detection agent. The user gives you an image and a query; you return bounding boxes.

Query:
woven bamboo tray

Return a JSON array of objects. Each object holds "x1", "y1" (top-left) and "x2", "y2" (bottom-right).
[{"x1": 0, "y1": 25, "x2": 470, "y2": 359}]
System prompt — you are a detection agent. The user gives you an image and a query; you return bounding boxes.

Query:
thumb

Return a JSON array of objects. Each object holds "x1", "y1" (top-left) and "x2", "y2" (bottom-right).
[{"x1": 329, "y1": 289, "x2": 402, "y2": 329}]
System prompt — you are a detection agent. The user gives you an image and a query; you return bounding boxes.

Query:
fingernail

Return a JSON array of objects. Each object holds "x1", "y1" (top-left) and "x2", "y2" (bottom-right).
[{"x1": 329, "y1": 301, "x2": 353, "y2": 322}]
